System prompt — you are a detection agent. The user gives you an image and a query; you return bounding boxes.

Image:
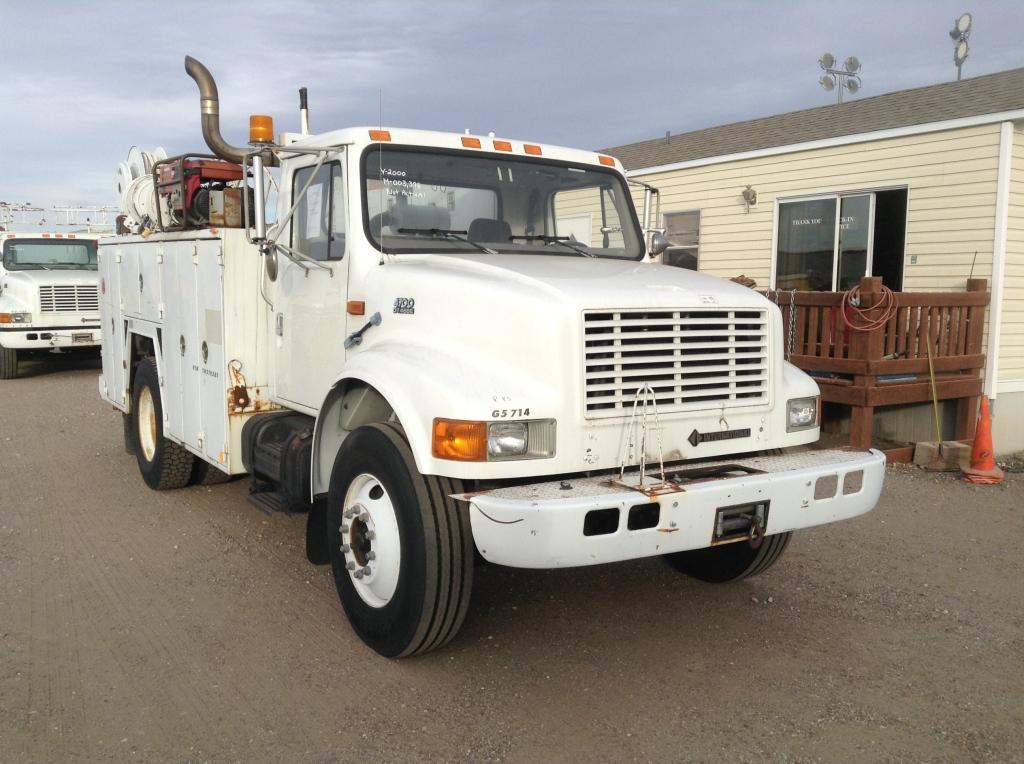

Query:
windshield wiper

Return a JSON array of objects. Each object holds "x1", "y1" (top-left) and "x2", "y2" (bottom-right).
[
  {"x1": 397, "y1": 227, "x2": 497, "y2": 255},
  {"x1": 509, "y1": 234, "x2": 596, "y2": 257}
]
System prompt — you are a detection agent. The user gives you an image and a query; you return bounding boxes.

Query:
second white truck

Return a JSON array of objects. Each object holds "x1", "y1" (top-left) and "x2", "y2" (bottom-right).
[
  {"x1": 98, "y1": 57, "x2": 885, "y2": 657},
  {"x1": 1, "y1": 231, "x2": 102, "y2": 379}
]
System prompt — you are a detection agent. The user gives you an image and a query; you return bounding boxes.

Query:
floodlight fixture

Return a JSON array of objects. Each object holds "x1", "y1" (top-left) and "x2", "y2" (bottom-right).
[
  {"x1": 949, "y1": 12, "x2": 972, "y2": 80},
  {"x1": 818, "y1": 52, "x2": 863, "y2": 104}
]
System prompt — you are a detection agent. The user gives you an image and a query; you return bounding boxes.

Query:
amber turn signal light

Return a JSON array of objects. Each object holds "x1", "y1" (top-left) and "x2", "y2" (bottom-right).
[
  {"x1": 432, "y1": 419, "x2": 487, "y2": 461},
  {"x1": 249, "y1": 114, "x2": 274, "y2": 144},
  {"x1": 461, "y1": 136, "x2": 482, "y2": 148},
  {"x1": 369, "y1": 129, "x2": 392, "y2": 142},
  {"x1": 598, "y1": 154, "x2": 615, "y2": 166}
]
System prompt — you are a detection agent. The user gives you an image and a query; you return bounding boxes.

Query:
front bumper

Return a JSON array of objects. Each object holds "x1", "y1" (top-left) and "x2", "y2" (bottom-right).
[
  {"x1": 460, "y1": 448, "x2": 885, "y2": 568},
  {"x1": 0, "y1": 325, "x2": 101, "y2": 350}
]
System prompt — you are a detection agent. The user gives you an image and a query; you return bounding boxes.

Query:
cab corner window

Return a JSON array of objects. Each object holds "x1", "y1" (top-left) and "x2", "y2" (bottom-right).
[{"x1": 292, "y1": 162, "x2": 345, "y2": 261}]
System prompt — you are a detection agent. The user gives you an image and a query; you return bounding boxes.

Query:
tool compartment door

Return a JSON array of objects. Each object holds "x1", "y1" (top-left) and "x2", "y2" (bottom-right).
[{"x1": 98, "y1": 244, "x2": 127, "y2": 408}]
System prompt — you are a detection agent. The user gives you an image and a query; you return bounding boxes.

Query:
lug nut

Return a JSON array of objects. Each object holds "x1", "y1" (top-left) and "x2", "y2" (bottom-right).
[
  {"x1": 366, "y1": 530, "x2": 376, "y2": 540},
  {"x1": 363, "y1": 566, "x2": 372, "y2": 576},
  {"x1": 360, "y1": 513, "x2": 369, "y2": 523},
  {"x1": 341, "y1": 524, "x2": 350, "y2": 533},
  {"x1": 342, "y1": 544, "x2": 351, "y2": 554},
  {"x1": 367, "y1": 551, "x2": 376, "y2": 561},
  {"x1": 354, "y1": 570, "x2": 365, "y2": 580},
  {"x1": 346, "y1": 561, "x2": 356, "y2": 571}
]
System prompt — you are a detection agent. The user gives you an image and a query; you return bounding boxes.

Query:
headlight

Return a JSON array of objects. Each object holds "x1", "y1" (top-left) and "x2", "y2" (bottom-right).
[
  {"x1": 433, "y1": 418, "x2": 556, "y2": 461},
  {"x1": 0, "y1": 312, "x2": 31, "y2": 324},
  {"x1": 787, "y1": 396, "x2": 819, "y2": 432}
]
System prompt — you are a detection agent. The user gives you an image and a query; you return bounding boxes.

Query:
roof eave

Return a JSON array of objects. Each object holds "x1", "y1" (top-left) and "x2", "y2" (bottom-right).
[{"x1": 625, "y1": 108, "x2": 1024, "y2": 177}]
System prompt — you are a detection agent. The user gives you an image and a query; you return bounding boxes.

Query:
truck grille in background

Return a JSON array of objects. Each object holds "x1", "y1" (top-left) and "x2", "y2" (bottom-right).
[
  {"x1": 38, "y1": 285, "x2": 99, "y2": 313},
  {"x1": 583, "y1": 309, "x2": 769, "y2": 416}
]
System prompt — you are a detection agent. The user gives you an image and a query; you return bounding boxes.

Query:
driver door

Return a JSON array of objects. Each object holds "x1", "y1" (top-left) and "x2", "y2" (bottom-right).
[{"x1": 272, "y1": 152, "x2": 349, "y2": 411}]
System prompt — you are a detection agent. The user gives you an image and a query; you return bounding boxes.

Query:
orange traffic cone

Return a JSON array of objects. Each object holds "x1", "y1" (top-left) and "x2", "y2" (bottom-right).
[{"x1": 962, "y1": 395, "x2": 1004, "y2": 485}]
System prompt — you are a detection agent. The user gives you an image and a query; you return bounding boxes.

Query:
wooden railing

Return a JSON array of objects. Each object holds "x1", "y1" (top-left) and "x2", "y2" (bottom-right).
[{"x1": 765, "y1": 276, "x2": 990, "y2": 449}]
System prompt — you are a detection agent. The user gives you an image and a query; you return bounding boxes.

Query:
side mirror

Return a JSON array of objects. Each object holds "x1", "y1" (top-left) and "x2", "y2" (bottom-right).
[{"x1": 648, "y1": 231, "x2": 669, "y2": 257}]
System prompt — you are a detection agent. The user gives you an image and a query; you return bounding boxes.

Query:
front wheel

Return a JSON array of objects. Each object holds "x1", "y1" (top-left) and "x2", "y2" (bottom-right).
[
  {"x1": 0, "y1": 345, "x2": 18, "y2": 379},
  {"x1": 664, "y1": 532, "x2": 792, "y2": 583},
  {"x1": 131, "y1": 358, "x2": 194, "y2": 490},
  {"x1": 326, "y1": 423, "x2": 473, "y2": 657}
]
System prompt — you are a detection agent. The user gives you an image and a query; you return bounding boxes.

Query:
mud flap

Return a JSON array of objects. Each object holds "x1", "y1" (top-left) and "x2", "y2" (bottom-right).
[{"x1": 306, "y1": 498, "x2": 330, "y2": 565}]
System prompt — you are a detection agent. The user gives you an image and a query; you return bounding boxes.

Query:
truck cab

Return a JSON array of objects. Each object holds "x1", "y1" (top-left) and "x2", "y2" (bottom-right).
[
  {"x1": 99, "y1": 57, "x2": 885, "y2": 658},
  {"x1": 0, "y1": 232, "x2": 101, "y2": 379}
]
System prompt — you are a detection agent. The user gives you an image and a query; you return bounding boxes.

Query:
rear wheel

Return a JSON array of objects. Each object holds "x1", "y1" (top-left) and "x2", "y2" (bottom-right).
[
  {"x1": 0, "y1": 345, "x2": 18, "y2": 379},
  {"x1": 326, "y1": 423, "x2": 473, "y2": 657},
  {"x1": 131, "y1": 358, "x2": 194, "y2": 490},
  {"x1": 664, "y1": 532, "x2": 792, "y2": 583}
]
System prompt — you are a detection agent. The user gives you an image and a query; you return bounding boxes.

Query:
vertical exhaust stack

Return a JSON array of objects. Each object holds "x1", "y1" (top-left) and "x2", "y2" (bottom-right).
[
  {"x1": 299, "y1": 87, "x2": 310, "y2": 135},
  {"x1": 184, "y1": 56, "x2": 249, "y2": 164}
]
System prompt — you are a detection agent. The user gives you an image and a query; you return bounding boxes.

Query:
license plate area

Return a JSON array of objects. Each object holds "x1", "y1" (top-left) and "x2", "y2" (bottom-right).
[
  {"x1": 72, "y1": 333, "x2": 92, "y2": 344},
  {"x1": 712, "y1": 501, "x2": 769, "y2": 545}
]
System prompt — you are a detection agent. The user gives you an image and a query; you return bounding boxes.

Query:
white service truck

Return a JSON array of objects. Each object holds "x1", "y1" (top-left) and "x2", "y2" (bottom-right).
[
  {"x1": 99, "y1": 57, "x2": 885, "y2": 657},
  {"x1": 0, "y1": 231, "x2": 102, "y2": 379}
]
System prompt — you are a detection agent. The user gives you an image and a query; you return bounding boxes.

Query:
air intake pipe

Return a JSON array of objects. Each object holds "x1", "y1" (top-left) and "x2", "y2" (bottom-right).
[{"x1": 184, "y1": 56, "x2": 277, "y2": 166}]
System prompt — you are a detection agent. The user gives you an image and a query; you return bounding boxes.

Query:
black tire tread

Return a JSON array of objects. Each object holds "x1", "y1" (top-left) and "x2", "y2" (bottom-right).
[
  {"x1": 375, "y1": 422, "x2": 472, "y2": 657},
  {"x1": 190, "y1": 459, "x2": 234, "y2": 486},
  {"x1": 0, "y1": 345, "x2": 18, "y2": 380},
  {"x1": 664, "y1": 531, "x2": 793, "y2": 583},
  {"x1": 132, "y1": 358, "x2": 194, "y2": 491}
]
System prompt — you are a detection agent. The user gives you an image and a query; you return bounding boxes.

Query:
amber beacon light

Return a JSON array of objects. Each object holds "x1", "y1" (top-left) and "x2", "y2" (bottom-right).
[{"x1": 249, "y1": 114, "x2": 275, "y2": 144}]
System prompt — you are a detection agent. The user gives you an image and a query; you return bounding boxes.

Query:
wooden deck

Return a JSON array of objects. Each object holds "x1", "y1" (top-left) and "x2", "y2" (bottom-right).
[{"x1": 765, "y1": 277, "x2": 990, "y2": 449}]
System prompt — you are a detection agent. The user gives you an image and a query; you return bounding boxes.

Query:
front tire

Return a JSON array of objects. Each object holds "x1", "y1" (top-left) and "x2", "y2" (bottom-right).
[
  {"x1": 664, "y1": 532, "x2": 792, "y2": 583},
  {"x1": 0, "y1": 345, "x2": 18, "y2": 379},
  {"x1": 131, "y1": 358, "x2": 194, "y2": 490},
  {"x1": 326, "y1": 423, "x2": 473, "y2": 657}
]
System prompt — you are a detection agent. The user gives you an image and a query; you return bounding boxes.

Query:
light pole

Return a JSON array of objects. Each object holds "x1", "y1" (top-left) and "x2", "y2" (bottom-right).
[{"x1": 818, "y1": 54, "x2": 862, "y2": 105}]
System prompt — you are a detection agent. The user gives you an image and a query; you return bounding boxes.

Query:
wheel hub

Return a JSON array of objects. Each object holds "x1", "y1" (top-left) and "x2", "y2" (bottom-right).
[
  {"x1": 340, "y1": 474, "x2": 401, "y2": 608},
  {"x1": 137, "y1": 385, "x2": 158, "y2": 462}
]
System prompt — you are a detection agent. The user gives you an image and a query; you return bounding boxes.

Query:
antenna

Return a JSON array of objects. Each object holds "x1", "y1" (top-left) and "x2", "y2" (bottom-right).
[
  {"x1": 818, "y1": 52, "x2": 863, "y2": 104},
  {"x1": 949, "y1": 12, "x2": 972, "y2": 80}
]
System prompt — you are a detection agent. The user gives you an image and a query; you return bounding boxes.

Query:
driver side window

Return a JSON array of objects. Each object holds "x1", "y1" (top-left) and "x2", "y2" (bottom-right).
[{"x1": 292, "y1": 161, "x2": 345, "y2": 261}]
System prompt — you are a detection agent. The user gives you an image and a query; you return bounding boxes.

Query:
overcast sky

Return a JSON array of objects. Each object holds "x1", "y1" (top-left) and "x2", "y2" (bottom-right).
[{"x1": 2, "y1": 0, "x2": 1022, "y2": 213}]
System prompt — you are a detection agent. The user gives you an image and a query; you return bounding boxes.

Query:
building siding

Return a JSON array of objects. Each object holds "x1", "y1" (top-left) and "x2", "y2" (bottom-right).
[
  {"x1": 1000, "y1": 123, "x2": 1024, "y2": 384},
  {"x1": 629, "y1": 124, "x2": 1004, "y2": 293}
]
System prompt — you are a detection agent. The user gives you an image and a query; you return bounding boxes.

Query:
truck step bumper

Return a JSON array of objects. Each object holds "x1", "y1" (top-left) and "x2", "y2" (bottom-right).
[{"x1": 458, "y1": 448, "x2": 886, "y2": 569}]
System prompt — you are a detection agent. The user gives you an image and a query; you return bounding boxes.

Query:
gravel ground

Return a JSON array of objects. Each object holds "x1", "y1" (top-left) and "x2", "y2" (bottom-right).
[{"x1": 1, "y1": 357, "x2": 1022, "y2": 763}]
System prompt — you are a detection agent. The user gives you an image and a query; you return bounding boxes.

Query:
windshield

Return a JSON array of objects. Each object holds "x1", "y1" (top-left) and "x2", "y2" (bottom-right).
[
  {"x1": 2, "y1": 239, "x2": 97, "y2": 271},
  {"x1": 362, "y1": 147, "x2": 643, "y2": 259}
]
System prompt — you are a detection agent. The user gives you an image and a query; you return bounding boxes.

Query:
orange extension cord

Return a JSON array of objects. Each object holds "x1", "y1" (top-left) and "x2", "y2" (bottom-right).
[{"x1": 841, "y1": 282, "x2": 897, "y2": 332}]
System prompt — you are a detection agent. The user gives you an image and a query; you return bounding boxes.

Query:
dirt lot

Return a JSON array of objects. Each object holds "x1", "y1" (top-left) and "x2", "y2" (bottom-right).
[{"x1": 1, "y1": 358, "x2": 1022, "y2": 763}]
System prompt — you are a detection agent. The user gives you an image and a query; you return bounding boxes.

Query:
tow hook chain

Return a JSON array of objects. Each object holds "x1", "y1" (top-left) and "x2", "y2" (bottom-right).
[{"x1": 748, "y1": 516, "x2": 765, "y2": 549}]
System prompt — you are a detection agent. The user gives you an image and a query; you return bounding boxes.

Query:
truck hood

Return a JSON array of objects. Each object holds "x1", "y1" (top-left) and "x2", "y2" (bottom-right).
[{"x1": 376, "y1": 254, "x2": 768, "y2": 311}]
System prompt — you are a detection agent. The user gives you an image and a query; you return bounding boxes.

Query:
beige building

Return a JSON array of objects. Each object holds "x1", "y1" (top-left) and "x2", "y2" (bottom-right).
[{"x1": 603, "y1": 68, "x2": 1024, "y2": 454}]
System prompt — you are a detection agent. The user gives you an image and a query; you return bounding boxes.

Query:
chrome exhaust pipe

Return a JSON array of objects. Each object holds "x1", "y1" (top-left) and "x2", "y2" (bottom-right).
[{"x1": 184, "y1": 55, "x2": 250, "y2": 164}]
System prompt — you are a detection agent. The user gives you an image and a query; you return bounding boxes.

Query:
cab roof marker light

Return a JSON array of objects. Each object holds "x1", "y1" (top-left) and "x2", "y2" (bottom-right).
[
  {"x1": 524, "y1": 144, "x2": 542, "y2": 155},
  {"x1": 461, "y1": 136, "x2": 482, "y2": 148},
  {"x1": 369, "y1": 129, "x2": 392, "y2": 142},
  {"x1": 598, "y1": 155, "x2": 616, "y2": 166},
  {"x1": 493, "y1": 140, "x2": 513, "y2": 152}
]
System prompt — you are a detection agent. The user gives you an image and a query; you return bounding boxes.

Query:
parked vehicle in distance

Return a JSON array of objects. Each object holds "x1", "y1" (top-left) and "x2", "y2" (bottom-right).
[
  {"x1": 0, "y1": 232, "x2": 102, "y2": 379},
  {"x1": 98, "y1": 56, "x2": 885, "y2": 657}
]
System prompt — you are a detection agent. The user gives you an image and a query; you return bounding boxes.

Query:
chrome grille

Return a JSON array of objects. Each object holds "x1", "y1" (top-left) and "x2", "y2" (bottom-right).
[
  {"x1": 38, "y1": 285, "x2": 99, "y2": 313},
  {"x1": 583, "y1": 308, "x2": 769, "y2": 416}
]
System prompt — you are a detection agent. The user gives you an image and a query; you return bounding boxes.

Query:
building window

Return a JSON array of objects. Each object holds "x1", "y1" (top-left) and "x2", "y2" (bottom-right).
[
  {"x1": 663, "y1": 210, "x2": 699, "y2": 270},
  {"x1": 775, "y1": 188, "x2": 906, "y2": 291}
]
